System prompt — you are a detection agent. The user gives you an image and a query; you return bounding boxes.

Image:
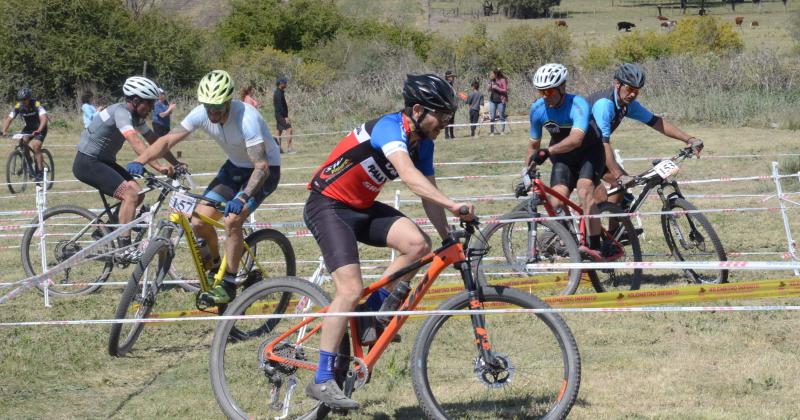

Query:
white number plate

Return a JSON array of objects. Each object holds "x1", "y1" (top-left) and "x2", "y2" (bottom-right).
[
  {"x1": 169, "y1": 192, "x2": 197, "y2": 217},
  {"x1": 654, "y1": 160, "x2": 680, "y2": 179}
]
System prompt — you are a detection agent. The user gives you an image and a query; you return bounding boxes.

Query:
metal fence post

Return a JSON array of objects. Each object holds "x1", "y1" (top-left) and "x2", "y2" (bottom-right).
[
  {"x1": 771, "y1": 161, "x2": 799, "y2": 276},
  {"x1": 36, "y1": 167, "x2": 50, "y2": 307}
]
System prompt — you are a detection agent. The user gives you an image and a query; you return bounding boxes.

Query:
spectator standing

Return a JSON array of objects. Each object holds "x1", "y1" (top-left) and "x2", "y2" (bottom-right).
[
  {"x1": 152, "y1": 88, "x2": 176, "y2": 137},
  {"x1": 444, "y1": 70, "x2": 457, "y2": 139},
  {"x1": 488, "y1": 68, "x2": 508, "y2": 135},
  {"x1": 273, "y1": 77, "x2": 294, "y2": 154},
  {"x1": 466, "y1": 80, "x2": 483, "y2": 137},
  {"x1": 81, "y1": 91, "x2": 99, "y2": 129},
  {"x1": 241, "y1": 85, "x2": 259, "y2": 108}
]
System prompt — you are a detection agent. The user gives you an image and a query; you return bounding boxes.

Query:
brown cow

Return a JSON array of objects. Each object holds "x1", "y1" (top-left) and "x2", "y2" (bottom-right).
[
  {"x1": 657, "y1": 15, "x2": 669, "y2": 21},
  {"x1": 750, "y1": 20, "x2": 759, "y2": 29},
  {"x1": 735, "y1": 16, "x2": 744, "y2": 27},
  {"x1": 555, "y1": 20, "x2": 567, "y2": 28}
]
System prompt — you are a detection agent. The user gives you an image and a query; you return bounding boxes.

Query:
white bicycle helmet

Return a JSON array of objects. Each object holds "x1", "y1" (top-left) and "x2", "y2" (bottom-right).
[
  {"x1": 123, "y1": 76, "x2": 160, "y2": 100},
  {"x1": 532, "y1": 63, "x2": 569, "y2": 89}
]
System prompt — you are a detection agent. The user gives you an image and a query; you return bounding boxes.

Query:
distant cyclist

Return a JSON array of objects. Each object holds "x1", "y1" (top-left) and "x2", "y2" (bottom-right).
[
  {"x1": 585, "y1": 62, "x2": 704, "y2": 204},
  {"x1": 1, "y1": 88, "x2": 49, "y2": 182},
  {"x1": 303, "y1": 74, "x2": 475, "y2": 409},
  {"x1": 128, "y1": 70, "x2": 281, "y2": 305},
  {"x1": 73, "y1": 76, "x2": 179, "y2": 260},
  {"x1": 527, "y1": 63, "x2": 620, "y2": 262}
]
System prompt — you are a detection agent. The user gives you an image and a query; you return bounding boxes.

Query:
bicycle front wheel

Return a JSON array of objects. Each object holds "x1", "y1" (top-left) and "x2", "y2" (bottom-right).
[
  {"x1": 661, "y1": 198, "x2": 728, "y2": 284},
  {"x1": 473, "y1": 211, "x2": 586, "y2": 296},
  {"x1": 588, "y1": 202, "x2": 643, "y2": 292},
  {"x1": 210, "y1": 277, "x2": 350, "y2": 420},
  {"x1": 108, "y1": 238, "x2": 173, "y2": 357},
  {"x1": 6, "y1": 149, "x2": 27, "y2": 193},
  {"x1": 411, "y1": 286, "x2": 581, "y2": 420},
  {"x1": 20, "y1": 205, "x2": 114, "y2": 297}
]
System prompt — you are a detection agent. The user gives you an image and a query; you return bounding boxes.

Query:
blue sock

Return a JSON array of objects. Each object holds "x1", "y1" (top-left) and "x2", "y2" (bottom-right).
[
  {"x1": 315, "y1": 350, "x2": 337, "y2": 384},
  {"x1": 365, "y1": 287, "x2": 391, "y2": 311}
]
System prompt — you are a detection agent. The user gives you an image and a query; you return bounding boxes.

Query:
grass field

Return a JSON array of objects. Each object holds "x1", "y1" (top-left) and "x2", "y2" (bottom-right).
[
  {"x1": 2, "y1": 1, "x2": 800, "y2": 418},
  {"x1": 1, "y1": 109, "x2": 800, "y2": 418}
]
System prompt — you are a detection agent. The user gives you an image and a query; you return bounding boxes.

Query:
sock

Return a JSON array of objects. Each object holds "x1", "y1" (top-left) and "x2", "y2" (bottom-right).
[
  {"x1": 589, "y1": 235, "x2": 601, "y2": 250},
  {"x1": 315, "y1": 350, "x2": 337, "y2": 384},
  {"x1": 221, "y1": 272, "x2": 237, "y2": 292},
  {"x1": 118, "y1": 236, "x2": 131, "y2": 248},
  {"x1": 365, "y1": 287, "x2": 391, "y2": 311}
]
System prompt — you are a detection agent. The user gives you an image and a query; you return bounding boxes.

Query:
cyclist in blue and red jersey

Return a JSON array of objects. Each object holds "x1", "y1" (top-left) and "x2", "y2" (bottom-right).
[
  {"x1": 526, "y1": 63, "x2": 620, "y2": 262},
  {"x1": 585, "y1": 63, "x2": 704, "y2": 204},
  {"x1": 1, "y1": 88, "x2": 49, "y2": 182},
  {"x1": 303, "y1": 74, "x2": 475, "y2": 409}
]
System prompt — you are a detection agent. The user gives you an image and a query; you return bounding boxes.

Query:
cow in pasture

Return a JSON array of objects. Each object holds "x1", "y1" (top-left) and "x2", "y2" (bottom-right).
[
  {"x1": 617, "y1": 21, "x2": 636, "y2": 32},
  {"x1": 555, "y1": 20, "x2": 567, "y2": 28},
  {"x1": 660, "y1": 20, "x2": 677, "y2": 30},
  {"x1": 735, "y1": 16, "x2": 744, "y2": 27},
  {"x1": 657, "y1": 15, "x2": 669, "y2": 21},
  {"x1": 750, "y1": 20, "x2": 759, "y2": 29}
]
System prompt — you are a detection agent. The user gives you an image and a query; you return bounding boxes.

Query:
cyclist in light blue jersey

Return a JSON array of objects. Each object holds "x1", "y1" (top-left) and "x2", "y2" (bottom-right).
[{"x1": 585, "y1": 63, "x2": 704, "y2": 205}]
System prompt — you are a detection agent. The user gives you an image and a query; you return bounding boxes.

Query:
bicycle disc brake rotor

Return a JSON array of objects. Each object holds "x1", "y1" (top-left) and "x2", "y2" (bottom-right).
[{"x1": 474, "y1": 352, "x2": 515, "y2": 389}]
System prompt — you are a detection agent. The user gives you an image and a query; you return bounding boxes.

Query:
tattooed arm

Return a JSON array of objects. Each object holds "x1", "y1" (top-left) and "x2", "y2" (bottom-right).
[{"x1": 241, "y1": 142, "x2": 270, "y2": 199}]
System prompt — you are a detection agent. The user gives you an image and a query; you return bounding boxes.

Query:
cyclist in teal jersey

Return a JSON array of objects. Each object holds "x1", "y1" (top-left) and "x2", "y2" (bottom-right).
[{"x1": 527, "y1": 63, "x2": 618, "y2": 261}]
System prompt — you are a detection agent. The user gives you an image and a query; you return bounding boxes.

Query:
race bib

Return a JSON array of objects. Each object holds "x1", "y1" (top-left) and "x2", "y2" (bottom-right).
[
  {"x1": 653, "y1": 160, "x2": 680, "y2": 179},
  {"x1": 169, "y1": 192, "x2": 197, "y2": 217}
]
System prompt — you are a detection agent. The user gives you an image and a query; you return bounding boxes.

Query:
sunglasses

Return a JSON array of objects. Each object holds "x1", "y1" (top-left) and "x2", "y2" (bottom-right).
[
  {"x1": 622, "y1": 84, "x2": 640, "y2": 94},
  {"x1": 423, "y1": 107, "x2": 453, "y2": 124},
  {"x1": 538, "y1": 88, "x2": 560, "y2": 97}
]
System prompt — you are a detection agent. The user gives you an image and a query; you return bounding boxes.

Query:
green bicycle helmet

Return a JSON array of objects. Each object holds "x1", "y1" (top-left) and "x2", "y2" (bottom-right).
[{"x1": 197, "y1": 70, "x2": 235, "y2": 104}]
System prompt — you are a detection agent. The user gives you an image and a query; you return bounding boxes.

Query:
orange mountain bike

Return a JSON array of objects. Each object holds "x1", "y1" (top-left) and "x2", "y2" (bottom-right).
[{"x1": 209, "y1": 219, "x2": 581, "y2": 419}]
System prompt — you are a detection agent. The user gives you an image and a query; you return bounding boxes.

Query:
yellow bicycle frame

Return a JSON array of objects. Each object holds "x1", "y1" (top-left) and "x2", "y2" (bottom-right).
[{"x1": 167, "y1": 210, "x2": 264, "y2": 292}]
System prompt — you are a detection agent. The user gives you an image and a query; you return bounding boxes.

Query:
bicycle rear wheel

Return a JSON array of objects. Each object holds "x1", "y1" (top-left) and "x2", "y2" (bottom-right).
[
  {"x1": 108, "y1": 238, "x2": 173, "y2": 357},
  {"x1": 6, "y1": 149, "x2": 27, "y2": 193},
  {"x1": 588, "y1": 202, "x2": 643, "y2": 292},
  {"x1": 473, "y1": 211, "x2": 586, "y2": 296},
  {"x1": 411, "y1": 286, "x2": 580, "y2": 419},
  {"x1": 210, "y1": 277, "x2": 350, "y2": 420},
  {"x1": 661, "y1": 198, "x2": 728, "y2": 284},
  {"x1": 20, "y1": 205, "x2": 114, "y2": 297}
]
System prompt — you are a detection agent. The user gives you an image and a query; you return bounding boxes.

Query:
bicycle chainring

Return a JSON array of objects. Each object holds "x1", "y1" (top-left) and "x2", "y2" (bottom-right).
[{"x1": 474, "y1": 352, "x2": 515, "y2": 389}]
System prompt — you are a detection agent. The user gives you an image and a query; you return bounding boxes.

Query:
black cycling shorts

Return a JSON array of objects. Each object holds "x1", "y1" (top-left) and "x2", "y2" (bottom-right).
[
  {"x1": 21, "y1": 126, "x2": 47, "y2": 142},
  {"x1": 303, "y1": 191, "x2": 407, "y2": 272},
  {"x1": 72, "y1": 152, "x2": 132, "y2": 199},
  {"x1": 549, "y1": 144, "x2": 606, "y2": 190},
  {"x1": 203, "y1": 160, "x2": 281, "y2": 212}
]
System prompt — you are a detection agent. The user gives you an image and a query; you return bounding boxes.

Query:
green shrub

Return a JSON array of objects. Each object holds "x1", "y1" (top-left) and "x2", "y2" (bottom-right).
[
  {"x1": 497, "y1": 0, "x2": 562, "y2": 19},
  {"x1": 218, "y1": 0, "x2": 342, "y2": 53},
  {"x1": 341, "y1": 19, "x2": 432, "y2": 60},
  {"x1": 579, "y1": 45, "x2": 615, "y2": 72},
  {"x1": 611, "y1": 31, "x2": 672, "y2": 63},
  {"x1": 496, "y1": 25, "x2": 572, "y2": 74},
  {"x1": 668, "y1": 16, "x2": 743, "y2": 56}
]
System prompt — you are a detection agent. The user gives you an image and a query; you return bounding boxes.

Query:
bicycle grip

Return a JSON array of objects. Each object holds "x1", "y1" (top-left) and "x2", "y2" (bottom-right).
[{"x1": 458, "y1": 205, "x2": 470, "y2": 216}]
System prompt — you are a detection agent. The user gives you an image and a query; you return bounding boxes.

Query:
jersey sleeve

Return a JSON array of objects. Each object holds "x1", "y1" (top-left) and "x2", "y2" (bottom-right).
[
  {"x1": 627, "y1": 100, "x2": 658, "y2": 126},
  {"x1": 592, "y1": 98, "x2": 616, "y2": 142},
  {"x1": 529, "y1": 99, "x2": 544, "y2": 140},
  {"x1": 241, "y1": 106, "x2": 265, "y2": 148},
  {"x1": 35, "y1": 102, "x2": 46, "y2": 116},
  {"x1": 370, "y1": 114, "x2": 409, "y2": 158},
  {"x1": 570, "y1": 96, "x2": 590, "y2": 133},
  {"x1": 179, "y1": 105, "x2": 207, "y2": 132},
  {"x1": 9, "y1": 104, "x2": 19, "y2": 119},
  {"x1": 113, "y1": 105, "x2": 135, "y2": 136},
  {"x1": 415, "y1": 139, "x2": 435, "y2": 176}
]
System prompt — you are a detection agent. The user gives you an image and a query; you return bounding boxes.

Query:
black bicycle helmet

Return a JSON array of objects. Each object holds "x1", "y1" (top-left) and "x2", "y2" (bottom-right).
[
  {"x1": 614, "y1": 63, "x2": 646, "y2": 89},
  {"x1": 403, "y1": 74, "x2": 457, "y2": 114},
  {"x1": 16, "y1": 88, "x2": 32, "y2": 101}
]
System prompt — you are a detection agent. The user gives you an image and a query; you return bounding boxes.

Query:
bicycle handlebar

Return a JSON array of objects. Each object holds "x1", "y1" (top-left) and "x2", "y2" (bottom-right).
[{"x1": 138, "y1": 170, "x2": 225, "y2": 211}]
